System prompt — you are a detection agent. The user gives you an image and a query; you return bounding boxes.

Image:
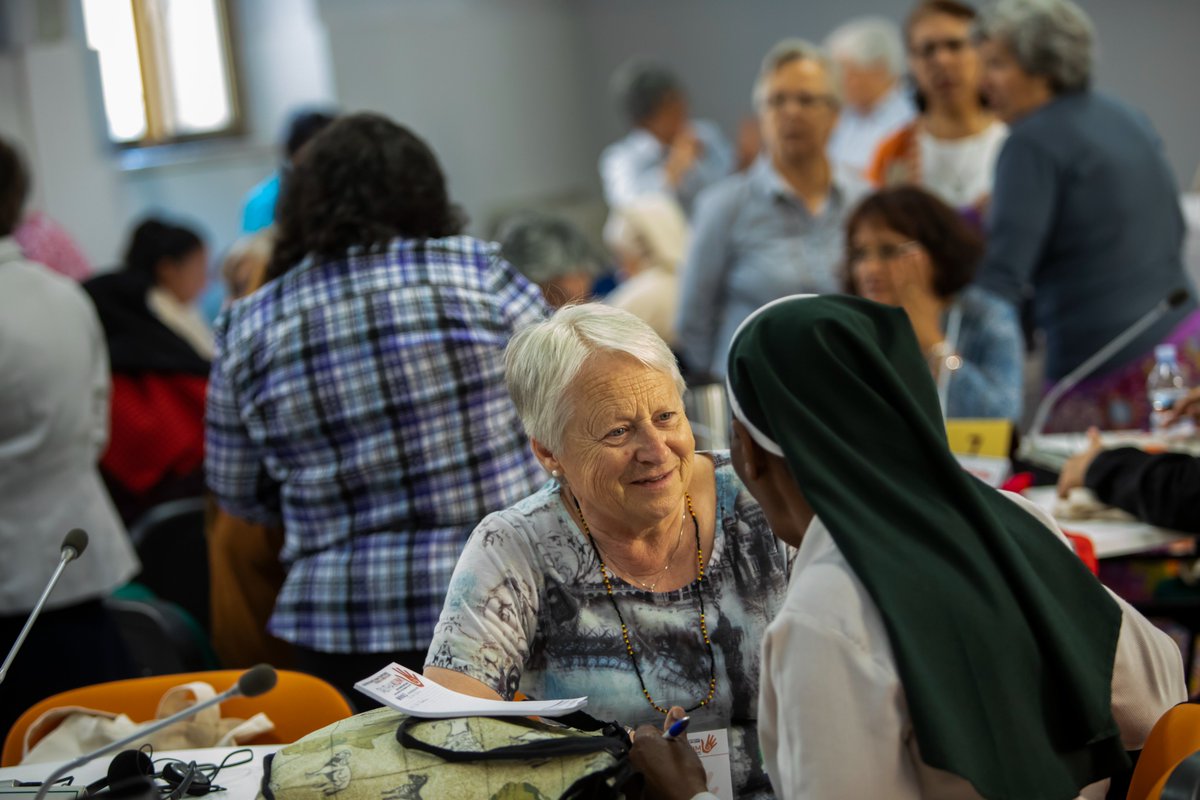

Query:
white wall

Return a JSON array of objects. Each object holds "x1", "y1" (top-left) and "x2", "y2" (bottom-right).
[{"x1": 316, "y1": 0, "x2": 597, "y2": 234}]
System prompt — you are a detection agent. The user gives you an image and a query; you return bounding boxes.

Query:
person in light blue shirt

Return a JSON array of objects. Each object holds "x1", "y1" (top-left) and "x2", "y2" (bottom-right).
[
  {"x1": 240, "y1": 108, "x2": 336, "y2": 234},
  {"x1": 676, "y1": 40, "x2": 871, "y2": 380},
  {"x1": 824, "y1": 16, "x2": 917, "y2": 174},
  {"x1": 599, "y1": 60, "x2": 732, "y2": 217}
]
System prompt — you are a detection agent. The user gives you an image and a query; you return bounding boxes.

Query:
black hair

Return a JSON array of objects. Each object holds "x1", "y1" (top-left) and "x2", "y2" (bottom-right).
[
  {"x1": 611, "y1": 60, "x2": 684, "y2": 125},
  {"x1": 283, "y1": 109, "x2": 337, "y2": 161},
  {"x1": 0, "y1": 137, "x2": 30, "y2": 237},
  {"x1": 123, "y1": 218, "x2": 205, "y2": 283},
  {"x1": 266, "y1": 113, "x2": 466, "y2": 280}
]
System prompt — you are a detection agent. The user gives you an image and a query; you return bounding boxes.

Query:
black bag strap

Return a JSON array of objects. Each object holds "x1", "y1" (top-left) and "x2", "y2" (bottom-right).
[{"x1": 395, "y1": 714, "x2": 630, "y2": 764}]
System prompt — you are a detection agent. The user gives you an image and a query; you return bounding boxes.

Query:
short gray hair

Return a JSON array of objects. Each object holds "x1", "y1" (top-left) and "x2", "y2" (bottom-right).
[
  {"x1": 610, "y1": 59, "x2": 683, "y2": 125},
  {"x1": 974, "y1": 0, "x2": 1094, "y2": 93},
  {"x1": 753, "y1": 38, "x2": 842, "y2": 111},
  {"x1": 505, "y1": 303, "x2": 686, "y2": 451},
  {"x1": 824, "y1": 16, "x2": 906, "y2": 76},
  {"x1": 498, "y1": 212, "x2": 603, "y2": 286}
]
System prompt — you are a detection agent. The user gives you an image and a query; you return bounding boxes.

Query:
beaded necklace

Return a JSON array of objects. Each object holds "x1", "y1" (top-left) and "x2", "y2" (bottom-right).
[{"x1": 572, "y1": 492, "x2": 717, "y2": 714}]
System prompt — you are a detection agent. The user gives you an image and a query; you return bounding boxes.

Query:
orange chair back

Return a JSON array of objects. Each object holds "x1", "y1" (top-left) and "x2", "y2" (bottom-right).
[
  {"x1": 2, "y1": 669, "x2": 352, "y2": 766},
  {"x1": 1127, "y1": 703, "x2": 1200, "y2": 800}
]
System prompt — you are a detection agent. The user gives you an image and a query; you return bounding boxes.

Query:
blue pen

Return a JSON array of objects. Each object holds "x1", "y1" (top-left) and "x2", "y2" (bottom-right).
[{"x1": 664, "y1": 715, "x2": 690, "y2": 740}]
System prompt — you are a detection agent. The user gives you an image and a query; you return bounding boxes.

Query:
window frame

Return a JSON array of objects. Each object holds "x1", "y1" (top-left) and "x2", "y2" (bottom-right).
[{"x1": 91, "y1": 0, "x2": 246, "y2": 150}]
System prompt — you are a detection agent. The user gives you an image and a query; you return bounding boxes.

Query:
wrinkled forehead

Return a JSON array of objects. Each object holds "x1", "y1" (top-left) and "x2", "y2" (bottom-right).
[{"x1": 564, "y1": 351, "x2": 681, "y2": 423}]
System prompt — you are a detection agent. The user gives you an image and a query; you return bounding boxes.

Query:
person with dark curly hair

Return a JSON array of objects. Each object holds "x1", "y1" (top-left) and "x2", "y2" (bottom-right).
[
  {"x1": 843, "y1": 186, "x2": 1023, "y2": 419},
  {"x1": 206, "y1": 113, "x2": 548, "y2": 701}
]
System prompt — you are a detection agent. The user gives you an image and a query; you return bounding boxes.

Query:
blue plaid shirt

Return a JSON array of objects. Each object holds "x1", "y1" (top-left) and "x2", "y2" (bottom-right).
[{"x1": 206, "y1": 236, "x2": 548, "y2": 653}]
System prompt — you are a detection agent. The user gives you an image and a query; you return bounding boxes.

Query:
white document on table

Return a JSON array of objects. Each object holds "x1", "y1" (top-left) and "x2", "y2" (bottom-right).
[{"x1": 354, "y1": 663, "x2": 588, "y2": 718}]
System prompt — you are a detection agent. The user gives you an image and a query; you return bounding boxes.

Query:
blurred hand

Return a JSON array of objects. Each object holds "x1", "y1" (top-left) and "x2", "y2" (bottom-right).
[
  {"x1": 1165, "y1": 387, "x2": 1200, "y2": 425},
  {"x1": 629, "y1": 723, "x2": 708, "y2": 800},
  {"x1": 664, "y1": 128, "x2": 702, "y2": 188},
  {"x1": 890, "y1": 247, "x2": 944, "y2": 354},
  {"x1": 1057, "y1": 427, "x2": 1105, "y2": 498}
]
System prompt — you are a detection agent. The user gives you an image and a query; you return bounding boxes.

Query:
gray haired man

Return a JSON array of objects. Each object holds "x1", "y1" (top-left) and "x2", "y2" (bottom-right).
[{"x1": 598, "y1": 59, "x2": 733, "y2": 216}]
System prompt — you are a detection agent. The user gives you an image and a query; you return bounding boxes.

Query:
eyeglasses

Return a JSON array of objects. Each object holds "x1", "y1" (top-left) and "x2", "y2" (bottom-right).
[
  {"x1": 764, "y1": 92, "x2": 836, "y2": 111},
  {"x1": 847, "y1": 241, "x2": 919, "y2": 267},
  {"x1": 910, "y1": 37, "x2": 970, "y2": 61}
]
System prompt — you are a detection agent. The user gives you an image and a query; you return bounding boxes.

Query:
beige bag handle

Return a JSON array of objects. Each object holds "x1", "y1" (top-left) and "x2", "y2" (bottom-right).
[{"x1": 23, "y1": 705, "x2": 122, "y2": 758}]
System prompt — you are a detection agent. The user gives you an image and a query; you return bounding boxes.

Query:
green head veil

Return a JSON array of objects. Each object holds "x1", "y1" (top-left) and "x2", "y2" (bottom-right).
[{"x1": 726, "y1": 295, "x2": 1126, "y2": 799}]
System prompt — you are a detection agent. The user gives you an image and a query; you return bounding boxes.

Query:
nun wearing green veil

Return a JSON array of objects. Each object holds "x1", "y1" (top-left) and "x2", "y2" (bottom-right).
[{"x1": 628, "y1": 295, "x2": 1183, "y2": 800}]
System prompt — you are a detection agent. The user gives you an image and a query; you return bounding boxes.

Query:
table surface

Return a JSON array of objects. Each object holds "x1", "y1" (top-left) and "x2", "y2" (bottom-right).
[
  {"x1": 1022, "y1": 486, "x2": 1194, "y2": 559},
  {"x1": 0, "y1": 746, "x2": 280, "y2": 800}
]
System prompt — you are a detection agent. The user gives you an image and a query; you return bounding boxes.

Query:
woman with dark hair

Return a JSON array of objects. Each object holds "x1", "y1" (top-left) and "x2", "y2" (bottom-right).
[
  {"x1": 206, "y1": 113, "x2": 547, "y2": 700},
  {"x1": 844, "y1": 186, "x2": 1022, "y2": 419},
  {"x1": 84, "y1": 217, "x2": 212, "y2": 523},
  {"x1": 868, "y1": 0, "x2": 1007, "y2": 216}
]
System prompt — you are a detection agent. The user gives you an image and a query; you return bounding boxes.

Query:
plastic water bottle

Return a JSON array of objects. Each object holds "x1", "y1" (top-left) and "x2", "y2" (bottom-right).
[{"x1": 1147, "y1": 344, "x2": 1190, "y2": 433}]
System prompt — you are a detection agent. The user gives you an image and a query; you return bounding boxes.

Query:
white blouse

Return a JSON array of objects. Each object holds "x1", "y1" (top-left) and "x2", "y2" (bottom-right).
[{"x1": 757, "y1": 491, "x2": 1185, "y2": 799}]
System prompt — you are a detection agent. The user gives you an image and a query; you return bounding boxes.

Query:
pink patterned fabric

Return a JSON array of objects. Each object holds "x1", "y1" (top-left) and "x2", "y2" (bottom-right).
[
  {"x1": 13, "y1": 211, "x2": 93, "y2": 282},
  {"x1": 1044, "y1": 309, "x2": 1200, "y2": 433}
]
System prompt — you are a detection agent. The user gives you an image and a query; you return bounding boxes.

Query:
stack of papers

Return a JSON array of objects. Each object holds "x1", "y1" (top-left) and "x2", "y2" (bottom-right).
[{"x1": 355, "y1": 664, "x2": 587, "y2": 719}]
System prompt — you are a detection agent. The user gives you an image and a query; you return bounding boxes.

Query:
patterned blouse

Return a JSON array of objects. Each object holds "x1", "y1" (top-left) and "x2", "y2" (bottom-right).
[{"x1": 427, "y1": 452, "x2": 789, "y2": 798}]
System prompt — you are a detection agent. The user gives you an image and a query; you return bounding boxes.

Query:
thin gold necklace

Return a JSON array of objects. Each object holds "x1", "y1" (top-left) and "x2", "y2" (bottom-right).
[
  {"x1": 572, "y1": 493, "x2": 717, "y2": 715},
  {"x1": 593, "y1": 510, "x2": 687, "y2": 592}
]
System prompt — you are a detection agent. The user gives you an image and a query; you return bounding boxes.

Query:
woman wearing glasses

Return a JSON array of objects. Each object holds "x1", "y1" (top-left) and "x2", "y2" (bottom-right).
[
  {"x1": 868, "y1": 0, "x2": 1006, "y2": 218},
  {"x1": 844, "y1": 186, "x2": 1022, "y2": 419}
]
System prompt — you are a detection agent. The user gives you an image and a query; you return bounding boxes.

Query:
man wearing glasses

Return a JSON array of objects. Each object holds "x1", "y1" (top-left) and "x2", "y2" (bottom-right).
[{"x1": 675, "y1": 40, "x2": 870, "y2": 381}]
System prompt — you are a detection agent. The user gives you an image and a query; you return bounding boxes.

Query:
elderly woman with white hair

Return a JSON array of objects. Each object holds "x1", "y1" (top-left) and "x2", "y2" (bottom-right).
[
  {"x1": 824, "y1": 16, "x2": 917, "y2": 173},
  {"x1": 425, "y1": 303, "x2": 789, "y2": 799},
  {"x1": 974, "y1": 0, "x2": 1198, "y2": 432},
  {"x1": 498, "y1": 211, "x2": 605, "y2": 308}
]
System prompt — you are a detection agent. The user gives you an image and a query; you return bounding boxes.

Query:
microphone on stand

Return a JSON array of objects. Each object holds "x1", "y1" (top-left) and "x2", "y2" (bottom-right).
[
  {"x1": 1020, "y1": 287, "x2": 1191, "y2": 468},
  {"x1": 30, "y1": 665, "x2": 278, "y2": 800},
  {"x1": 0, "y1": 529, "x2": 89, "y2": 686}
]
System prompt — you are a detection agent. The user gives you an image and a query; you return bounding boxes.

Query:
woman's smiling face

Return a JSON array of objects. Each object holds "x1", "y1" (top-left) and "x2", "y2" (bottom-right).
[{"x1": 548, "y1": 350, "x2": 694, "y2": 533}]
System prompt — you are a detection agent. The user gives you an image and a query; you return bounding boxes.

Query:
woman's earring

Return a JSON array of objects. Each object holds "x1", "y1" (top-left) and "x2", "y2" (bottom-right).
[{"x1": 551, "y1": 469, "x2": 561, "y2": 479}]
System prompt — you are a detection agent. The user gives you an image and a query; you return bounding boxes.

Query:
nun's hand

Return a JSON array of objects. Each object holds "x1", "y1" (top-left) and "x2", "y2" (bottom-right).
[{"x1": 628, "y1": 724, "x2": 708, "y2": 800}]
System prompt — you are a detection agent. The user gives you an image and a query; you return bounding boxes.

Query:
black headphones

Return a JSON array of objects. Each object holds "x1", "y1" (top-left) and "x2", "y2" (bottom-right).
[{"x1": 86, "y1": 747, "x2": 251, "y2": 800}]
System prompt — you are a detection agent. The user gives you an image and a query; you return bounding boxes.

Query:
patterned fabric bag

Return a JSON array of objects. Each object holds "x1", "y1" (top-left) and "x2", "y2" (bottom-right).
[{"x1": 259, "y1": 707, "x2": 634, "y2": 800}]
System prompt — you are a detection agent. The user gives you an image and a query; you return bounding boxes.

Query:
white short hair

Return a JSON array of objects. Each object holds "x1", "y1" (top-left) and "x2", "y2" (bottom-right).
[
  {"x1": 974, "y1": 0, "x2": 1094, "y2": 93},
  {"x1": 752, "y1": 38, "x2": 841, "y2": 111},
  {"x1": 505, "y1": 303, "x2": 685, "y2": 452},
  {"x1": 824, "y1": 16, "x2": 906, "y2": 76}
]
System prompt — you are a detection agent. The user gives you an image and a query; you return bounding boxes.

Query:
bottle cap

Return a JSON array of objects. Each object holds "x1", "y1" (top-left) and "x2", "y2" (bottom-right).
[{"x1": 1155, "y1": 344, "x2": 1178, "y2": 362}]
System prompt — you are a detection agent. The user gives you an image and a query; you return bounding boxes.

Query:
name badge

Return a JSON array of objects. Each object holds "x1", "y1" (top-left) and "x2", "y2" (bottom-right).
[{"x1": 687, "y1": 727, "x2": 733, "y2": 800}]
